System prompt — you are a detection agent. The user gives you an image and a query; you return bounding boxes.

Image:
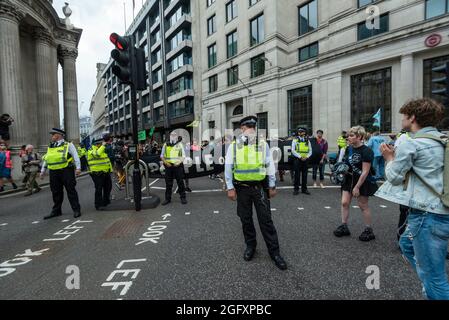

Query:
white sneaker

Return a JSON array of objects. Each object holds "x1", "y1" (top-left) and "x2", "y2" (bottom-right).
[
  {"x1": 313, "y1": 183, "x2": 317, "y2": 188},
  {"x1": 320, "y1": 183, "x2": 324, "y2": 188}
]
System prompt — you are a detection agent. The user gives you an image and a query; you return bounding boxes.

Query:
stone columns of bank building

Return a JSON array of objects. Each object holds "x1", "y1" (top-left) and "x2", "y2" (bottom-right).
[
  {"x1": 59, "y1": 46, "x2": 80, "y2": 145},
  {"x1": 0, "y1": 1, "x2": 26, "y2": 147},
  {"x1": 34, "y1": 27, "x2": 58, "y2": 148},
  {"x1": 398, "y1": 54, "x2": 415, "y2": 132}
]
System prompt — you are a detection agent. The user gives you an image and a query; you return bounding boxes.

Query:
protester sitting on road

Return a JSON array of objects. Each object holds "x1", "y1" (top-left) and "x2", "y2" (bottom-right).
[
  {"x1": 334, "y1": 126, "x2": 378, "y2": 242},
  {"x1": 0, "y1": 141, "x2": 18, "y2": 192},
  {"x1": 376, "y1": 98, "x2": 449, "y2": 300},
  {"x1": 21, "y1": 145, "x2": 42, "y2": 196}
]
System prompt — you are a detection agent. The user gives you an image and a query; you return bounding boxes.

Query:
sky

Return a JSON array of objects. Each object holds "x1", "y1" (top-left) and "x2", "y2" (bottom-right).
[{"x1": 52, "y1": 0, "x2": 146, "y2": 119}]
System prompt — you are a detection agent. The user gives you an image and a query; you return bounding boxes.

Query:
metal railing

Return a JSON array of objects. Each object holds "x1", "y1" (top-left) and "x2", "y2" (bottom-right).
[{"x1": 124, "y1": 160, "x2": 151, "y2": 200}]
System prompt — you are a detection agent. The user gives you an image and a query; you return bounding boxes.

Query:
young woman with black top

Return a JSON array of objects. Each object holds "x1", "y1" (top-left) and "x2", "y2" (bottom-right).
[{"x1": 334, "y1": 126, "x2": 378, "y2": 241}]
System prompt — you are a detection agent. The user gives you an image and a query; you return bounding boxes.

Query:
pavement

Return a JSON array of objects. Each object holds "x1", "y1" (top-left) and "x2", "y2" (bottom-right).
[{"x1": 0, "y1": 172, "x2": 441, "y2": 300}]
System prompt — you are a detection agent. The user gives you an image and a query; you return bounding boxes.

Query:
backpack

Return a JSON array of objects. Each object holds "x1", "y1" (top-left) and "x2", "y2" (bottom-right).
[{"x1": 407, "y1": 133, "x2": 449, "y2": 208}]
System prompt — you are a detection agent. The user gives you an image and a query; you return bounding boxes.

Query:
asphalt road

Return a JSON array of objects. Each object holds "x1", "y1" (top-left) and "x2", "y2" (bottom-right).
[{"x1": 0, "y1": 173, "x2": 440, "y2": 300}]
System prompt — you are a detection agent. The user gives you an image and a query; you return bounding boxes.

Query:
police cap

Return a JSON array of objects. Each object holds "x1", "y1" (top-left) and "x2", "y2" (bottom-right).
[{"x1": 239, "y1": 116, "x2": 258, "y2": 127}]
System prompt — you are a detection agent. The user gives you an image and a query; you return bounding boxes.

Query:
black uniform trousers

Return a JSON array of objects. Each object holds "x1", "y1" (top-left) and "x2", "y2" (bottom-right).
[
  {"x1": 165, "y1": 165, "x2": 186, "y2": 200},
  {"x1": 49, "y1": 167, "x2": 80, "y2": 214},
  {"x1": 236, "y1": 184, "x2": 280, "y2": 257},
  {"x1": 293, "y1": 157, "x2": 309, "y2": 192},
  {"x1": 90, "y1": 172, "x2": 112, "y2": 208}
]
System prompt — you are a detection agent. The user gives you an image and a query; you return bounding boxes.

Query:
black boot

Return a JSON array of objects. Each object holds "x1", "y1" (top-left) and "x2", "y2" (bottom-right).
[
  {"x1": 44, "y1": 211, "x2": 62, "y2": 220},
  {"x1": 73, "y1": 211, "x2": 81, "y2": 218},
  {"x1": 161, "y1": 199, "x2": 171, "y2": 206}
]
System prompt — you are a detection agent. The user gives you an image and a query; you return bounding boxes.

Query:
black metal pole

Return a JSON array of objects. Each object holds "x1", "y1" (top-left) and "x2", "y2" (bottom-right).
[{"x1": 131, "y1": 83, "x2": 142, "y2": 211}]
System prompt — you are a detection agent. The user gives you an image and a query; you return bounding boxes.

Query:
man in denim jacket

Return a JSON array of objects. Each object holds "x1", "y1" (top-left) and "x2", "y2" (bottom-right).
[{"x1": 376, "y1": 98, "x2": 449, "y2": 300}]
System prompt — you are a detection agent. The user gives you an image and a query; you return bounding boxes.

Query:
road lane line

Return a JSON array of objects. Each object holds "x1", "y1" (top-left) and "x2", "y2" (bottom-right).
[
  {"x1": 185, "y1": 212, "x2": 191, "y2": 215},
  {"x1": 324, "y1": 206, "x2": 331, "y2": 209},
  {"x1": 0, "y1": 223, "x2": 8, "y2": 226}
]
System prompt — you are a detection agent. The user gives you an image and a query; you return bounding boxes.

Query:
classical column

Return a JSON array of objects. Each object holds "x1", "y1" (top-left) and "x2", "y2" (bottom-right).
[
  {"x1": 0, "y1": 1, "x2": 25, "y2": 146},
  {"x1": 59, "y1": 46, "x2": 80, "y2": 144},
  {"x1": 398, "y1": 54, "x2": 415, "y2": 132},
  {"x1": 34, "y1": 27, "x2": 57, "y2": 147}
]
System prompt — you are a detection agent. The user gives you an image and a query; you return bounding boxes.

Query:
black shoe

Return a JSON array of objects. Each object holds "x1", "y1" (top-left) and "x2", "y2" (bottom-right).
[
  {"x1": 293, "y1": 190, "x2": 299, "y2": 195},
  {"x1": 12, "y1": 183, "x2": 18, "y2": 189},
  {"x1": 44, "y1": 212, "x2": 62, "y2": 220},
  {"x1": 161, "y1": 199, "x2": 171, "y2": 206},
  {"x1": 0, "y1": 187, "x2": 4, "y2": 192},
  {"x1": 243, "y1": 247, "x2": 256, "y2": 261},
  {"x1": 302, "y1": 190, "x2": 311, "y2": 195},
  {"x1": 185, "y1": 187, "x2": 192, "y2": 193},
  {"x1": 359, "y1": 227, "x2": 375, "y2": 242},
  {"x1": 73, "y1": 211, "x2": 81, "y2": 218},
  {"x1": 334, "y1": 224, "x2": 351, "y2": 237},
  {"x1": 96, "y1": 206, "x2": 106, "y2": 211},
  {"x1": 181, "y1": 198, "x2": 187, "y2": 205},
  {"x1": 103, "y1": 200, "x2": 111, "y2": 207},
  {"x1": 272, "y1": 255, "x2": 287, "y2": 270}
]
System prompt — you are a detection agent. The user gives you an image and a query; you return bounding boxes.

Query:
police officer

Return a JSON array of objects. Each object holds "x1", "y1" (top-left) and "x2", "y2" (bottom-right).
[
  {"x1": 225, "y1": 116, "x2": 287, "y2": 270},
  {"x1": 337, "y1": 131, "x2": 348, "y2": 154},
  {"x1": 160, "y1": 131, "x2": 187, "y2": 205},
  {"x1": 87, "y1": 138, "x2": 113, "y2": 211},
  {"x1": 40, "y1": 128, "x2": 81, "y2": 219},
  {"x1": 292, "y1": 127, "x2": 312, "y2": 195},
  {"x1": 77, "y1": 143, "x2": 88, "y2": 171}
]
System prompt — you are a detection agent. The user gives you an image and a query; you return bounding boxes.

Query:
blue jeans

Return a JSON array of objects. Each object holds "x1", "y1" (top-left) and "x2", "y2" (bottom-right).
[
  {"x1": 372, "y1": 156, "x2": 385, "y2": 180},
  {"x1": 399, "y1": 209, "x2": 449, "y2": 300}
]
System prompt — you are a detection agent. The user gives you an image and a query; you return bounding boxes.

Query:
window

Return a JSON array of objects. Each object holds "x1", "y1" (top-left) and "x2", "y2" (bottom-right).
[
  {"x1": 358, "y1": 0, "x2": 374, "y2": 7},
  {"x1": 209, "y1": 74, "x2": 218, "y2": 93},
  {"x1": 169, "y1": 99, "x2": 193, "y2": 118},
  {"x1": 153, "y1": 88, "x2": 162, "y2": 103},
  {"x1": 249, "y1": 0, "x2": 260, "y2": 7},
  {"x1": 207, "y1": 15, "x2": 217, "y2": 36},
  {"x1": 299, "y1": 42, "x2": 319, "y2": 62},
  {"x1": 207, "y1": 0, "x2": 216, "y2": 7},
  {"x1": 168, "y1": 76, "x2": 193, "y2": 96},
  {"x1": 299, "y1": 0, "x2": 318, "y2": 36},
  {"x1": 153, "y1": 68, "x2": 162, "y2": 83},
  {"x1": 226, "y1": 1, "x2": 237, "y2": 22},
  {"x1": 208, "y1": 121, "x2": 215, "y2": 129},
  {"x1": 250, "y1": 14, "x2": 264, "y2": 46},
  {"x1": 257, "y1": 112, "x2": 268, "y2": 134},
  {"x1": 228, "y1": 65, "x2": 239, "y2": 86},
  {"x1": 357, "y1": 13, "x2": 389, "y2": 40},
  {"x1": 208, "y1": 43, "x2": 217, "y2": 68},
  {"x1": 227, "y1": 30, "x2": 238, "y2": 58},
  {"x1": 425, "y1": 0, "x2": 449, "y2": 19},
  {"x1": 288, "y1": 86, "x2": 313, "y2": 134},
  {"x1": 142, "y1": 94, "x2": 150, "y2": 107},
  {"x1": 154, "y1": 107, "x2": 164, "y2": 122},
  {"x1": 351, "y1": 68, "x2": 392, "y2": 132},
  {"x1": 152, "y1": 49, "x2": 161, "y2": 64},
  {"x1": 251, "y1": 54, "x2": 265, "y2": 78},
  {"x1": 423, "y1": 55, "x2": 449, "y2": 129},
  {"x1": 168, "y1": 29, "x2": 191, "y2": 51},
  {"x1": 233, "y1": 105, "x2": 243, "y2": 116}
]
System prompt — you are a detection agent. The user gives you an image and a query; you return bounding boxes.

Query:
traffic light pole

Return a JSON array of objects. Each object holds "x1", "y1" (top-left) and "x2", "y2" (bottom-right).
[{"x1": 131, "y1": 83, "x2": 142, "y2": 211}]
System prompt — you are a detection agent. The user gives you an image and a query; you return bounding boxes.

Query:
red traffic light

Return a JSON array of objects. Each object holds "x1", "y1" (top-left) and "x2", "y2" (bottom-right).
[{"x1": 110, "y1": 33, "x2": 128, "y2": 51}]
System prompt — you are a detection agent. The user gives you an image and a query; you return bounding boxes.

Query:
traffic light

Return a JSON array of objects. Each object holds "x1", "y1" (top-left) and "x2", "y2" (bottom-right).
[
  {"x1": 109, "y1": 32, "x2": 146, "y2": 90},
  {"x1": 432, "y1": 62, "x2": 449, "y2": 99}
]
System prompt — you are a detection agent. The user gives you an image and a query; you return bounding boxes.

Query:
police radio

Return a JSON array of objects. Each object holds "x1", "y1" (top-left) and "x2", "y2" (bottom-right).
[{"x1": 128, "y1": 144, "x2": 137, "y2": 161}]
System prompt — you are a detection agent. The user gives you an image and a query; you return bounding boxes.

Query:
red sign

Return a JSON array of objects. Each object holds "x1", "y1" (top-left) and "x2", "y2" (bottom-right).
[{"x1": 425, "y1": 34, "x2": 442, "y2": 48}]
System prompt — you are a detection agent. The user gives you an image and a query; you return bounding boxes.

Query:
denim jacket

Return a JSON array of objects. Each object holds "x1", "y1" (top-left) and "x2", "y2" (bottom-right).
[{"x1": 375, "y1": 127, "x2": 449, "y2": 215}]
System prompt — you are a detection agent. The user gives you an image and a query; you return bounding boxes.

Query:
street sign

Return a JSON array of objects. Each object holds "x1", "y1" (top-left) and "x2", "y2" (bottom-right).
[{"x1": 138, "y1": 130, "x2": 146, "y2": 141}]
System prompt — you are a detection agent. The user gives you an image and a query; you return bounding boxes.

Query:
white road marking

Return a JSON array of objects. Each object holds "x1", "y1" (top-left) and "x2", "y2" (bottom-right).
[
  {"x1": 277, "y1": 186, "x2": 341, "y2": 190},
  {"x1": 150, "y1": 186, "x2": 166, "y2": 190},
  {"x1": 142, "y1": 178, "x2": 160, "y2": 192},
  {"x1": 352, "y1": 206, "x2": 360, "y2": 209},
  {"x1": 174, "y1": 186, "x2": 179, "y2": 194},
  {"x1": 185, "y1": 212, "x2": 191, "y2": 215},
  {"x1": 324, "y1": 206, "x2": 331, "y2": 209},
  {"x1": 32, "y1": 221, "x2": 40, "y2": 224},
  {"x1": 191, "y1": 189, "x2": 223, "y2": 193},
  {"x1": 214, "y1": 211, "x2": 219, "y2": 214},
  {"x1": 61, "y1": 220, "x2": 70, "y2": 223},
  {"x1": 0, "y1": 223, "x2": 8, "y2": 226},
  {"x1": 298, "y1": 207, "x2": 304, "y2": 211},
  {"x1": 380, "y1": 205, "x2": 388, "y2": 208},
  {"x1": 271, "y1": 208, "x2": 277, "y2": 212}
]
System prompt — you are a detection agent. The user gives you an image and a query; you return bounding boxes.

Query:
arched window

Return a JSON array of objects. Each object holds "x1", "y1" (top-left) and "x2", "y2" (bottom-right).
[{"x1": 233, "y1": 105, "x2": 243, "y2": 116}]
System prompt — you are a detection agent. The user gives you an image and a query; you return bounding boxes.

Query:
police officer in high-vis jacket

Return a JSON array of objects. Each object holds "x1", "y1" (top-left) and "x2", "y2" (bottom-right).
[
  {"x1": 225, "y1": 116, "x2": 287, "y2": 270},
  {"x1": 87, "y1": 138, "x2": 113, "y2": 211},
  {"x1": 40, "y1": 128, "x2": 81, "y2": 219},
  {"x1": 291, "y1": 127, "x2": 312, "y2": 195},
  {"x1": 160, "y1": 131, "x2": 187, "y2": 205}
]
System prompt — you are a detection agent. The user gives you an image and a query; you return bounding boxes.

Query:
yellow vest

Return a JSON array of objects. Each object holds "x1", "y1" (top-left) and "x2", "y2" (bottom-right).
[
  {"x1": 232, "y1": 141, "x2": 266, "y2": 182},
  {"x1": 87, "y1": 145, "x2": 112, "y2": 173},
  {"x1": 164, "y1": 143, "x2": 183, "y2": 164},
  {"x1": 337, "y1": 136, "x2": 347, "y2": 148},
  {"x1": 77, "y1": 147, "x2": 87, "y2": 158},
  {"x1": 46, "y1": 142, "x2": 73, "y2": 170},
  {"x1": 295, "y1": 139, "x2": 310, "y2": 158}
]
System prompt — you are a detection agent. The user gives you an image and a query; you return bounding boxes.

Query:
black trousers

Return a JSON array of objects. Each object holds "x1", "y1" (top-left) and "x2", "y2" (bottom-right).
[
  {"x1": 165, "y1": 165, "x2": 186, "y2": 200},
  {"x1": 90, "y1": 172, "x2": 112, "y2": 208},
  {"x1": 236, "y1": 184, "x2": 280, "y2": 257},
  {"x1": 293, "y1": 158, "x2": 309, "y2": 191},
  {"x1": 397, "y1": 205, "x2": 410, "y2": 241},
  {"x1": 49, "y1": 167, "x2": 80, "y2": 214}
]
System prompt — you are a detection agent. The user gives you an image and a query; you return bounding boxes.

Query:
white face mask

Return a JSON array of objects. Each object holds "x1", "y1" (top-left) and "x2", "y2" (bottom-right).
[{"x1": 170, "y1": 137, "x2": 177, "y2": 144}]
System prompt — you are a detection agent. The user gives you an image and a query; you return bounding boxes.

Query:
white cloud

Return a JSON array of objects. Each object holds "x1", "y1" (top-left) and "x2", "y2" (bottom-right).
[{"x1": 52, "y1": 0, "x2": 145, "y2": 119}]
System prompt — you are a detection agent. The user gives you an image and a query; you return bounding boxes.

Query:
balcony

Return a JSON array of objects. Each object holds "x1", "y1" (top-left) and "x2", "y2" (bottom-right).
[
  {"x1": 150, "y1": 18, "x2": 161, "y2": 33},
  {"x1": 154, "y1": 100, "x2": 164, "y2": 108},
  {"x1": 167, "y1": 89, "x2": 194, "y2": 104},
  {"x1": 151, "y1": 39, "x2": 161, "y2": 52},
  {"x1": 152, "y1": 80, "x2": 163, "y2": 90},
  {"x1": 164, "y1": 0, "x2": 182, "y2": 18},
  {"x1": 167, "y1": 65, "x2": 193, "y2": 82},
  {"x1": 165, "y1": 14, "x2": 192, "y2": 39},
  {"x1": 151, "y1": 60, "x2": 162, "y2": 72},
  {"x1": 166, "y1": 40, "x2": 192, "y2": 61}
]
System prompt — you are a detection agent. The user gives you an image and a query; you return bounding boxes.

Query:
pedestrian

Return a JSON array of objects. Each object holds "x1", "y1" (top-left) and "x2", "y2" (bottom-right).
[
  {"x1": 19, "y1": 144, "x2": 28, "y2": 186},
  {"x1": 22, "y1": 145, "x2": 42, "y2": 196},
  {"x1": 291, "y1": 127, "x2": 312, "y2": 195},
  {"x1": 160, "y1": 131, "x2": 187, "y2": 205},
  {"x1": 0, "y1": 114, "x2": 14, "y2": 146},
  {"x1": 0, "y1": 141, "x2": 18, "y2": 192},
  {"x1": 77, "y1": 143, "x2": 88, "y2": 171},
  {"x1": 333, "y1": 126, "x2": 378, "y2": 241},
  {"x1": 366, "y1": 131, "x2": 386, "y2": 180},
  {"x1": 40, "y1": 128, "x2": 81, "y2": 219},
  {"x1": 177, "y1": 136, "x2": 192, "y2": 193},
  {"x1": 376, "y1": 98, "x2": 449, "y2": 299},
  {"x1": 225, "y1": 116, "x2": 287, "y2": 270},
  {"x1": 87, "y1": 138, "x2": 113, "y2": 211},
  {"x1": 311, "y1": 130, "x2": 328, "y2": 188},
  {"x1": 337, "y1": 131, "x2": 348, "y2": 154}
]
